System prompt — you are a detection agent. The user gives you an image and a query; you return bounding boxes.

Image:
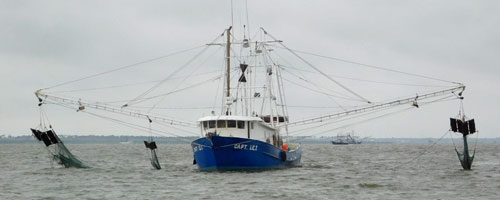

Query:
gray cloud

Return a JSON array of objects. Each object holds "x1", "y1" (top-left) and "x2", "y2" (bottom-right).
[{"x1": 1, "y1": 0, "x2": 498, "y2": 138}]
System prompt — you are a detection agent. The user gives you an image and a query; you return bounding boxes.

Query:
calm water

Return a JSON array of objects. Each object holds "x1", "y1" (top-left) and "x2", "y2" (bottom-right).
[{"x1": 1, "y1": 143, "x2": 499, "y2": 199}]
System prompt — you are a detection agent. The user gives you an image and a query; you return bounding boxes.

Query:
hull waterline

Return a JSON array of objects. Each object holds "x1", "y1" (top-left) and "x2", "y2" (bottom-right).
[{"x1": 191, "y1": 136, "x2": 302, "y2": 171}]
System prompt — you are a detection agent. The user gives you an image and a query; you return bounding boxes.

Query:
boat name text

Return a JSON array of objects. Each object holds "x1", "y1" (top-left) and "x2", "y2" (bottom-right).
[{"x1": 234, "y1": 144, "x2": 258, "y2": 151}]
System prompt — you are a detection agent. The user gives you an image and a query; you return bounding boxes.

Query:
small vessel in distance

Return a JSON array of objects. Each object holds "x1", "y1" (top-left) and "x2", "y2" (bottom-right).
[
  {"x1": 119, "y1": 141, "x2": 133, "y2": 145},
  {"x1": 332, "y1": 131, "x2": 362, "y2": 145},
  {"x1": 119, "y1": 137, "x2": 133, "y2": 144}
]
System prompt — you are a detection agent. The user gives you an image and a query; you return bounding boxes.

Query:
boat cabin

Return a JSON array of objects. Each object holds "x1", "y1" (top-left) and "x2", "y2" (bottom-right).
[
  {"x1": 198, "y1": 115, "x2": 278, "y2": 143},
  {"x1": 260, "y1": 115, "x2": 289, "y2": 123}
]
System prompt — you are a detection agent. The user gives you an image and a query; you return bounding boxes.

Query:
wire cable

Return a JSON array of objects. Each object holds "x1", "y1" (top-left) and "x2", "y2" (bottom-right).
[
  {"x1": 272, "y1": 46, "x2": 460, "y2": 85},
  {"x1": 390, "y1": 129, "x2": 450, "y2": 170},
  {"x1": 42, "y1": 45, "x2": 206, "y2": 90}
]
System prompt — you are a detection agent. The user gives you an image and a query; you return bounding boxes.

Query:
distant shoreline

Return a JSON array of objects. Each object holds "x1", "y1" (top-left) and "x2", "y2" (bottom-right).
[{"x1": 1, "y1": 135, "x2": 499, "y2": 144}]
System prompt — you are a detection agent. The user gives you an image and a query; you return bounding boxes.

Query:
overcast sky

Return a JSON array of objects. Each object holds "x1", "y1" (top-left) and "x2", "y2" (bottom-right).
[{"x1": 1, "y1": 0, "x2": 499, "y2": 138}]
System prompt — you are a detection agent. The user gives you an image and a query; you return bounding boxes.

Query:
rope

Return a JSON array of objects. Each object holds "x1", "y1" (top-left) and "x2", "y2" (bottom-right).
[
  {"x1": 42, "y1": 45, "x2": 206, "y2": 90},
  {"x1": 387, "y1": 96, "x2": 462, "y2": 170},
  {"x1": 278, "y1": 62, "x2": 362, "y2": 100},
  {"x1": 272, "y1": 46, "x2": 460, "y2": 85},
  {"x1": 91, "y1": 74, "x2": 222, "y2": 104},
  {"x1": 46, "y1": 101, "x2": 197, "y2": 141},
  {"x1": 272, "y1": 50, "x2": 351, "y2": 110},
  {"x1": 230, "y1": 0, "x2": 234, "y2": 28},
  {"x1": 262, "y1": 28, "x2": 371, "y2": 103},
  {"x1": 289, "y1": 94, "x2": 458, "y2": 142},
  {"x1": 48, "y1": 70, "x2": 222, "y2": 94},
  {"x1": 83, "y1": 111, "x2": 196, "y2": 143},
  {"x1": 279, "y1": 64, "x2": 450, "y2": 88},
  {"x1": 123, "y1": 47, "x2": 212, "y2": 106},
  {"x1": 289, "y1": 106, "x2": 415, "y2": 142},
  {"x1": 146, "y1": 45, "x2": 224, "y2": 113},
  {"x1": 472, "y1": 130, "x2": 479, "y2": 157},
  {"x1": 36, "y1": 106, "x2": 58, "y2": 167},
  {"x1": 390, "y1": 129, "x2": 450, "y2": 170},
  {"x1": 130, "y1": 74, "x2": 223, "y2": 104},
  {"x1": 245, "y1": 0, "x2": 251, "y2": 40},
  {"x1": 154, "y1": 120, "x2": 200, "y2": 136},
  {"x1": 288, "y1": 104, "x2": 403, "y2": 136},
  {"x1": 282, "y1": 76, "x2": 365, "y2": 102},
  {"x1": 123, "y1": 34, "x2": 224, "y2": 107},
  {"x1": 286, "y1": 105, "x2": 359, "y2": 109},
  {"x1": 127, "y1": 106, "x2": 220, "y2": 110}
]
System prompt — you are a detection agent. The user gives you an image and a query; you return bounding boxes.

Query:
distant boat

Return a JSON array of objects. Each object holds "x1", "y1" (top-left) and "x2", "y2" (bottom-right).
[
  {"x1": 120, "y1": 137, "x2": 133, "y2": 144},
  {"x1": 332, "y1": 132, "x2": 362, "y2": 145}
]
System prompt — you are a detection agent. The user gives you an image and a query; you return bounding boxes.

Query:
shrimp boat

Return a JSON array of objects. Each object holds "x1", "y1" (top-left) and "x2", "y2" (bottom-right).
[
  {"x1": 31, "y1": 6, "x2": 468, "y2": 170},
  {"x1": 187, "y1": 26, "x2": 465, "y2": 170},
  {"x1": 191, "y1": 27, "x2": 302, "y2": 170},
  {"x1": 331, "y1": 132, "x2": 362, "y2": 145}
]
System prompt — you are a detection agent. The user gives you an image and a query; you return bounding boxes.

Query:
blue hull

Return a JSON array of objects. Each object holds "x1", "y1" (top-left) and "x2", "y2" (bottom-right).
[{"x1": 191, "y1": 136, "x2": 302, "y2": 171}]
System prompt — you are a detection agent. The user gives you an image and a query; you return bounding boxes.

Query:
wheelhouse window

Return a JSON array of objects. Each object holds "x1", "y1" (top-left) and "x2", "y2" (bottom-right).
[
  {"x1": 203, "y1": 121, "x2": 208, "y2": 129},
  {"x1": 217, "y1": 120, "x2": 227, "y2": 128},
  {"x1": 227, "y1": 120, "x2": 236, "y2": 128},
  {"x1": 237, "y1": 121, "x2": 245, "y2": 129},
  {"x1": 208, "y1": 121, "x2": 216, "y2": 128}
]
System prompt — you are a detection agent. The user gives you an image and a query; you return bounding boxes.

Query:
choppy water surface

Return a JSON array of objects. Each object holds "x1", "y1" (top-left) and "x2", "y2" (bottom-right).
[{"x1": 1, "y1": 143, "x2": 499, "y2": 199}]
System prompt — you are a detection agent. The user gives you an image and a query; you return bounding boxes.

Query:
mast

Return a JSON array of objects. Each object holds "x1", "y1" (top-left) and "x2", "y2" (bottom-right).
[{"x1": 226, "y1": 26, "x2": 232, "y2": 115}]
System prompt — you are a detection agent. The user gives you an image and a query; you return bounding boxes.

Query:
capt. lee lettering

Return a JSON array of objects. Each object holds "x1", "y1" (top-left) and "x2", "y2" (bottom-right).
[{"x1": 234, "y1": 144, "x2": 258, "y2": 151}]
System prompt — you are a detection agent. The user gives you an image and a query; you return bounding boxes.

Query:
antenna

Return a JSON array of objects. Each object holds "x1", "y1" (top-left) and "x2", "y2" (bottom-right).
[
  {"x1": 230, "y1": 0, "x2": 234, "y2": 28},
  {"x1": 245, "y1": 0, "x2": 251, "y2": 38}
]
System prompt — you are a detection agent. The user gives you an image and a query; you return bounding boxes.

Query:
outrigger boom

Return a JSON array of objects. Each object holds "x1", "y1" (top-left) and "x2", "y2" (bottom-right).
[
  {"x1": 35, "y1": 84, "x2": 464, "y2": 129},
  {"x1": 35, "y1": 90, "x2": 197, "y2": 127},
  {"x1": 284, "y1": 85, "x2": 465, "y2": 127}
]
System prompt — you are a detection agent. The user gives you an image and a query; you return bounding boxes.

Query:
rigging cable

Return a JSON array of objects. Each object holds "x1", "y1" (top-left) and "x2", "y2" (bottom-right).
[
  {"x1": 106, "y1": 74, "x2": 223, "y2": 105},
  {"x1": 42, "y1": 45, "x2": 206, "y2": 90},
  {"x1": 390, "y1": 129, "x2": 450, "y2": 170},
  {"x1": 84, "y1": 111, "x2": 197, "y2": 141},
  {"x1": 128, "y1": 106, "x2": 220, "y2": 110},
  {"x1": 230, "y1": 0, "x2": 234, "y2": 28},
  {"x1": 245, "y1": 0, "x2": 251, "y2": 39},
  {"x1": 289, "y1": 94, "x2": 458, "y2": 142},
  {"x1": 122, "y1": 34, "x2": 224, "y2": 107},
  {"x1": 146, "y1": 45, "x2": 225, "y2": 113},
  {"x1": 41, "y1": 94, "x2": 196, "y2": 127},
  {"x1": 48, "y1": 70, "x2": 223, "y2": 94},
  {"x1": 271, "y1": 50, "x2": 354, "y2": 99},
  {"x1": 272, "y1": 50, "x2": 351, "y2": 110},
  {"x1": 277, "y1": 64, "x2": 450, "y2": 88},
  {"x1": 282, "y1": 76, "x2": 365, "y2": 102},
  {"x1": 289, "y1": 106, "x2": 415, "y2": 142},
  {"x1": 261, "y1": 27, "x2": 371, "y2": 103},
  {"x1": 288, "y1": 103, "x2": 404, "y2": 136},
  {"x1": 272, "y1": 46, "x2": 460, "y2": 85}
]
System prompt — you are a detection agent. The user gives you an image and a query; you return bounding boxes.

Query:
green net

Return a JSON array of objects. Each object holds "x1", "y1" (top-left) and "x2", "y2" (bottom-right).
[
  {"x1": 144, "y1": 140, "x2": 161, "y2": 170},
  {"x1": 31, "y1": 128, "x2": 91, "y2": 168},
  {"x1": 53, "y1": 142, "x2": 91, "y2": 168},
  {"x1": 150, "y1": 149, "x2": 161, "y2": 170},
  {"x1": 455, "y1": 135, "x2": 474, "y2": 170}
]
